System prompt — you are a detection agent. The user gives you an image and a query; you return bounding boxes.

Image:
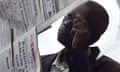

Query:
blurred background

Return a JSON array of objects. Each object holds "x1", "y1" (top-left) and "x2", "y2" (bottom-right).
[{"x1": 38, "y1": 0, "x2": 120, "y2": 63}]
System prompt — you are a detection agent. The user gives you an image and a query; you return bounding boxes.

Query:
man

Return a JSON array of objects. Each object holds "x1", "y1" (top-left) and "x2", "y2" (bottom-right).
[{"x1": 41, "y1": 1, "x2": 120, "y2": 72}]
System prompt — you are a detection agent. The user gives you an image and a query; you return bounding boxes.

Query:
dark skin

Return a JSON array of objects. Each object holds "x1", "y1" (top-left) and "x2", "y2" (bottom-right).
[
  {"x1": 71, "y1": 14, "x2": 90, "y2": 49},
  {"x1": 63, "y1": 12, "x2": 91, "y2": 72},
  {"x1": 58, "y1": 1, "x2": 109, "y2": 72}
]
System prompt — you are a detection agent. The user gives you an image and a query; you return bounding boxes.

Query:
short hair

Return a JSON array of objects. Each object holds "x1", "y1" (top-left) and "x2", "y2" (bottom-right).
[{"x1": 58, "y1": 1, "x2": 109, "y2": 46}]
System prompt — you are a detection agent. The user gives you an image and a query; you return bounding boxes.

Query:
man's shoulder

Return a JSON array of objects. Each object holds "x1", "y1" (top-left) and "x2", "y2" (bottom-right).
[{"x1": 96, "y1": 55, "x2": 120, "y2": 72}]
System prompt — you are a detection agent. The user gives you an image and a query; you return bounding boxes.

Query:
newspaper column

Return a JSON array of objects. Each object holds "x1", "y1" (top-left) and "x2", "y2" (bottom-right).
[
  {"x1": 0, "y1": 5, "x2": 13, "y2": 72},
  {"x1": 13, "y1": 27, "x2": 41, "y2": 72},
  {"x1": 0, "y1": 45, "x2": 13, "y2": 72}
]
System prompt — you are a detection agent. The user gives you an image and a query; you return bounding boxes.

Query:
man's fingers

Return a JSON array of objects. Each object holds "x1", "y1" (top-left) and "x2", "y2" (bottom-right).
[
  {"x1": 72, "y1": 32, "x2": 81, "y2": 48},
  {"x1": 71, "y1": 22, "x2": 90, "y2": 37},
  {"x1": 71, "y1": 21, "x2": 90, "y2": 49}
]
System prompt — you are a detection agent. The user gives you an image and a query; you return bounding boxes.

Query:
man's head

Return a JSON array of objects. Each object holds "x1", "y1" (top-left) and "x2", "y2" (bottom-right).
[{"x1": 58, "y1": 1, "x2": 109, "y2": 47}]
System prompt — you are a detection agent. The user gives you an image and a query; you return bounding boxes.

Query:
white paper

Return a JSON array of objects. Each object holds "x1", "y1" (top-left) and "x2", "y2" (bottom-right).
[
  {"x1": 0, "y1": 0, "x2": 42, "y2": 39},
  {"x1": 13, "y1": 27, "x2": 41, "y2": 72},
  {"x1": 0, "y1": 3, "x2": 11, "y2": 47},
  {"x1": 0, "y1": 45, "x2": 13, "y2": 72},
  {"x1": 4, "y1": 0, "x2": 41, "y2": 39}
]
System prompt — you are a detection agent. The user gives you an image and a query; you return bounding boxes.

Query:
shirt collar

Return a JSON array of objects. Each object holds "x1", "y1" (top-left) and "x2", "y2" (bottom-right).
[
  {"x1": 52, "y1": 50, "x2": 69, "y2": 72},
  {"x1": 52, "y1": 51, "x2": 61, "y2": 66}
]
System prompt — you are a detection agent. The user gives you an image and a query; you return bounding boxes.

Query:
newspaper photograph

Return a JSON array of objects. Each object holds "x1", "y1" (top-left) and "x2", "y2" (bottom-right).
[
  {"x1": 0, "y1": 4, "x2": 12, "y2": 47},
  {"x1": 13, "y1": 27, "x2": 41, "y2": 72},
  {"x1": 0, "y1": 0, "x2": 43, "y2": 39}
]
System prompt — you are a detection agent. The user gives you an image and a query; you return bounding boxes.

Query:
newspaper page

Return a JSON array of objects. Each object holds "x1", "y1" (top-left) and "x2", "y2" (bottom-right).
[
  {"x1": 0, "y1": 45, "x2": 13, "y2": 72},
  {"x1": 117, "y1": 0, "x2": 120, "y2": 8},
  {"x1": 0, "y1": 0, "x2": 43, "y2": 39},
  {"x1": 0, "y1": 0, "x2": 88, "y2": 39},
  {"x1": 0, "y1": 10, "x2": 13, "y2": 71},
  {"x1": 0, "y1": 7, "x2": 11, "y2": 48},
  {"x1": 13, "y1": 27, "x2": 41, "y2": 72},
  {"x1": 117, "y1": 23, "x2": 120, "y2": 41}
]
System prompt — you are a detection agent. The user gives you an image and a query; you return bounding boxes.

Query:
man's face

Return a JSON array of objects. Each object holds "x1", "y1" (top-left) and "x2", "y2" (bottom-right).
[
  {"x1": 58, "y1": 14, "x2": 74, "y2": 47},
  {"x1": 58, "y1": 13, "x2": 90, "y2": 49},
  {"x1": 58, "y1": 1, "x2": 109, "y2": 50},
  {"x1": 71, "y1": 14, "x2": 90, "y2": 48}
]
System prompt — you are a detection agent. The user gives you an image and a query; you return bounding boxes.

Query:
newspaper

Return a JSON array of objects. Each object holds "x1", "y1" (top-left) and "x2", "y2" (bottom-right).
[
  {"x1": 13, "y1": 27, "x2": 41, "y2": 72},
  {"x1": 0, "y1": 4, "x2": 11, "y2": 47},
  {"x1": 0, "y1": 9, "x2": 12, "y2": 71},
  {"x1": 0, "y1": 0, "x2": 88, "y2": 40},
  {"x1": 0, "y1": 27, "x2": 41, "y2": 72},
  {"x1": 0, "y1": 45, "x2": 13, "y2": 72}
]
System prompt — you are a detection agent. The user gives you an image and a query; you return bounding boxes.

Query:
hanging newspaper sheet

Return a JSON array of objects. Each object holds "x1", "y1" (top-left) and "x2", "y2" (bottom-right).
[
  {"x1": 13, "y1": 27, "x2": 41, "y2": 72},
  {"x1": 0, "y1": 12, "x2": 11, "y2": 48},
  {"x1": 0, "y1": 45, "x2": 13, "y2": 72},
  {"x1": 0, "y1": 0, "x2": 88, "y2": 39}
]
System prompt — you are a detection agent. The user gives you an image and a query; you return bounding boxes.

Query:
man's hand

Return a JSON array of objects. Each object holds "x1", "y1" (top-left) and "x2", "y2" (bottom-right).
[{"x1": 71, "y1": 15, "x2": 90, "y2": 49}]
